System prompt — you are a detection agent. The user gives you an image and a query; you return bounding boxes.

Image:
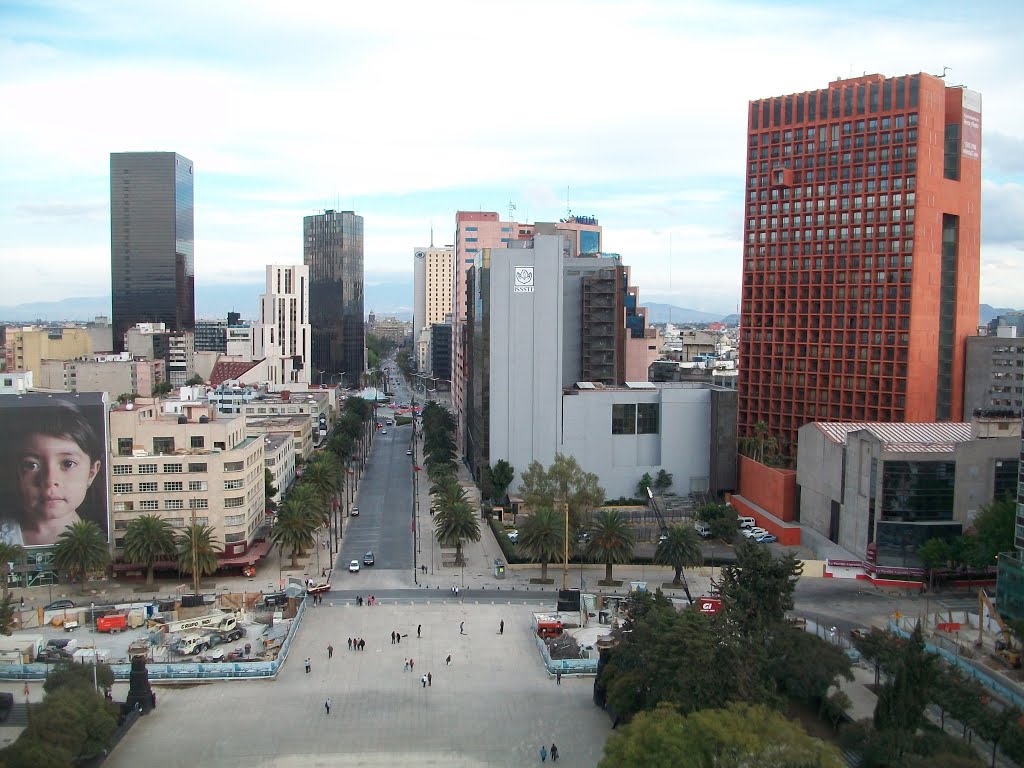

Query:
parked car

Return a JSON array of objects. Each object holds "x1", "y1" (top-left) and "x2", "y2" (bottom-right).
[
  {"x1": 742, "y1": 527, "x2": 767, "y2": 539},
  {"x1": 694, "y1": 522, "x2": 712, "y2": 538},
  {"x1": 349, "y1": 560, "x2": 361, "y2": 573},
  {"x1": 755, "y1": 533, "x2": 778, "y2": 544},
  {"x1": 44, "y1": 599, "x2": 75, "y2": 611},
  {"x1": 381, "y1": 429, "x2": 388, "y2": 435},
  {"x1": 737, "y1": 516, "x2": 757, "y2": 529},
  {"x1": 351, "y1": 507, "x2": 360, "y2": 516},
  {"x1": 506, "y1": 530, "x2": 519, "y2": 543},
  {"x1": 363, "y1": 551, "x2": 375, "y2": 566}
]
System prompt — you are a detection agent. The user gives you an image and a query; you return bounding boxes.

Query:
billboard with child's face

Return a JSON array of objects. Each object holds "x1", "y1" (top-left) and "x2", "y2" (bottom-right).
[{"x1": 0, "y1": 392, "x2": 110, "y2": 547}]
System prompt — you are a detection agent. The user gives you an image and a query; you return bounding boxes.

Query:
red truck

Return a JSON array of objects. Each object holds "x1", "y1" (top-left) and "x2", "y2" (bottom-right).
[{"x1": 96, "y1": 613, "x2": 128, "y2": 633}]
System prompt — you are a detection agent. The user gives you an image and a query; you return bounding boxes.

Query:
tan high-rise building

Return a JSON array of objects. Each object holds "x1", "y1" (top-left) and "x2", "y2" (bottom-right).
[
  {"x1": 255, "y1": 264, "x2": 312, "y2": 386},
  {"x1": 8, "y1": 327, "x2": 92, "y2": 380},
  {"x1": 108, "y1": 398, "x2": 265, "y2": 560},
  {"x1": 413, "y1": 244, "x2": 454, "y2": 374}
]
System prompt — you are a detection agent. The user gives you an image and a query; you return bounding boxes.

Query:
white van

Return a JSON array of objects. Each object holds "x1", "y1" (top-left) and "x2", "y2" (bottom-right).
[
  {"x1": 694, "y1": 521, "x2": 712, "y2": 538},
  {"x1": 737, "y1": 517, "x2": 756, "y2": 529}
]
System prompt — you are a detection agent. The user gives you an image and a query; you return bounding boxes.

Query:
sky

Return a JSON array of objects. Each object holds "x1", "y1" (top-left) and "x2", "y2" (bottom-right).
[{"x1": 2, "y1": 0, "x2": 1023, "y2": 317}]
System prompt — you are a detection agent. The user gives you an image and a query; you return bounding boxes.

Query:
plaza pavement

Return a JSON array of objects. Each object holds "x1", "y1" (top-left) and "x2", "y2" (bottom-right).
[{"x1": 104, "y1": 600, "x2": 612, "y2": 767}]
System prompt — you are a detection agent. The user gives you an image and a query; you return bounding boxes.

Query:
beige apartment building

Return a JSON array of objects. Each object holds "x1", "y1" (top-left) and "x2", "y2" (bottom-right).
[
  {"x1": 8, "y1": 327, "x2": 92, "y2": 380},
  {"x1": 108, "y1": 398, "x2": 265, "y2": 560},
  {"x1": 245, "y1": 415, "x2": 314, "y2": 464},
  {"x1": 262, "y1": 432, "x2": 296, "y2": 506},
  {"x1": 39, "y1": 353, "x2": 164, "y2": 397}
]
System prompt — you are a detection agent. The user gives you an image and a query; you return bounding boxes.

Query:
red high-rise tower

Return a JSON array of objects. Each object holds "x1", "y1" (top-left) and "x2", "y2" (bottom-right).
[{"x1": 738, "y1": 72, "x2": 981, "y2": 454}]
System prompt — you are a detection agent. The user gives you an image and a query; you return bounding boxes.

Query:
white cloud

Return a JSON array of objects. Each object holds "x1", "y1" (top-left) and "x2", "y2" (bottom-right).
[{"x1": 1, "y1": 0, "x2": 1022, "y2": 309}]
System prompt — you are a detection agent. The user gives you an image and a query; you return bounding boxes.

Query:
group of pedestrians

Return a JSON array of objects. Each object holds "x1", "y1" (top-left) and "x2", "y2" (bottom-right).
[
  {"x1": 347, "y1": 637, "x2": 366, "y2": 651},
  {"x1": 355, "y1": 595, "x2": 377, "y2": 607},
  {"x1": 390, "y1": 630, "x2": 406, "y2": 644},
  {"x1": 539, "y1": 743, "x2": 559, "y2": 762}
]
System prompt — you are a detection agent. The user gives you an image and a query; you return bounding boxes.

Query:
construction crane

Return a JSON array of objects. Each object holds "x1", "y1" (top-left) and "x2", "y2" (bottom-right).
[
  {"x1": 978, "y1": 590, "x2": 1021, "y2": 669},
  {"x1": 645, "y1": 487, "x2": 669, "y2": 538}
]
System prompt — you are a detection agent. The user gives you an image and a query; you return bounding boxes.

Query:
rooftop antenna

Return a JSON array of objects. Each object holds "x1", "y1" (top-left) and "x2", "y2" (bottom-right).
[
  {"x1": 668, "y1": 233, "x2": 673, "y2": 325},
  {"x1": 566, "y1": 185, "x2": 571, "y2": 218},
  {"x1": 508, "y1": 201, "x2": 516, "y2": 222},
  {"x1": 430, "y1": 223, "x2": 434, "y2": 248},
  {"x1": 939, "y1": 65, "x2": 951, "y2": 78}
]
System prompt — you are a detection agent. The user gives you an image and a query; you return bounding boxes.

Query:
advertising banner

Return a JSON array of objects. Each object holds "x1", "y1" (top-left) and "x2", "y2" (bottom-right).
[
  {"x1": 0, "y1": 392, "x2": 110, "y2": 547},
  {"x1": 961, "y1": 89, "x2": 982, "y2": 160}
]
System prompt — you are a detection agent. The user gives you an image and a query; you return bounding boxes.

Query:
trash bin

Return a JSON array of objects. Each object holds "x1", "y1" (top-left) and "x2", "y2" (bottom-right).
[{"x1": 493, "y1": 559, "x2": 506, "y2": 579}]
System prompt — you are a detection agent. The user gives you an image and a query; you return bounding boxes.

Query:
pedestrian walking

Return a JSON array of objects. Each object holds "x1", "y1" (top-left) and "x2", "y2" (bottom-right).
[
  {"x1": 359, "y1": 638, "x2": 365, "y2": 651},
  {"x1": 499, "y1": 620, "x2": 504, "y2": 635},
  {"x1": 417, "y1": 624, "x2": 422, "y2": 638},
  {"x1": 446, "y1": 654, "x2": 451, "y2": 666},
  {"x1": 347, "y1": 637, "x2": 352, "y2": 651},
  {"x1": 321, "y1": 567, "x2": 327, "y2": 577},
  {"x1": 460, "y1": 621, "x2": 465, "y2": 635},
  {"x1": 404, "y1": 658, "x2": 409, "y2": 672},
  {"x1": 391, "y1": 631, "x2": 396, "y2": 645},
  {"x1": 328, "y1": 644, "x2": 334, "y2": 659},
  {"x1": 556, "y1": 672, "x2": 561, "y2": 685},
  {"x1": 304, "y1": 658, "x2": 311, "y2": 674},
  {"x1": 397, "y1": 632, "x2": 401, "y2": 644},
  {"x1": 19, "y1": 596, "x2": 24, "y2": 608},
  {"x1": 409, "y1": 658, "x2": 414, "y2": 671},
  {"x1": 427, "y1": 672, "x2": 432, "y2": 686},
  {"x1": 550, "y1": 744, "x2": 559, "y2": 762},
  {"x1": 325, "y1": 697, "x2": 331, "y2": 715},
  {"x1": 421, "y1": 674, "x2": 427, "y2": 688},
  {"x1": 540, "y1": 745, "x2": 548, "y2": 763}
]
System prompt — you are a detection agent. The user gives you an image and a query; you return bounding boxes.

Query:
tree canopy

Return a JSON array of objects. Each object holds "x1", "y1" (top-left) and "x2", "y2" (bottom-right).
[{"x1": 519, "y1": 454, "x2": 604, "y2": 531}]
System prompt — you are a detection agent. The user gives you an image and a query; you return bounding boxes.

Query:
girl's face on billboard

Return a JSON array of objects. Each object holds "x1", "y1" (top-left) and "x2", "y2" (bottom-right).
[{"x1": 16, "y1": 434, "x2": 100, "y2": 522}]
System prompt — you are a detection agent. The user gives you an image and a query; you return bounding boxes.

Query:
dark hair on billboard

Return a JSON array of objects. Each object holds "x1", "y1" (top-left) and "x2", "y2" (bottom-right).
[{"x1": 12, "y1": 398, "x2": 103, "y2": 463}]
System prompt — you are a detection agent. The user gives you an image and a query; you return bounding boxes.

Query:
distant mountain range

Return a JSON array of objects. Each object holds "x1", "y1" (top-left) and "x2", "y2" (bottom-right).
[{"x1": 0, "y1": 293, "x2": 1015, "y2": 328}]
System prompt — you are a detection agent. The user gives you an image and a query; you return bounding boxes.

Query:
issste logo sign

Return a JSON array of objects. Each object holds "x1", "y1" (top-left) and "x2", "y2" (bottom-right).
[{"x1": 513, "y1": 266, "x2": 534, "y2": 293}]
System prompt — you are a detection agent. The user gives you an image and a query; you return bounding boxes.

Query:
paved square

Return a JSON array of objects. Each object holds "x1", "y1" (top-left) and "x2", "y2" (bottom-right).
[{"x1": 106, "y1": 600, "x2": 611, "y2": 767}]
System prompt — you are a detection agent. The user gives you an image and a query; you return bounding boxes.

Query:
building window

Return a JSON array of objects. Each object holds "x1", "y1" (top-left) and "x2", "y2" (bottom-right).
[
  {"x1": 117, "y1": 438, "x2": 134, "y2": 457},
  {"x1": 153, "y1": 437, "x2": 175, "y2": 454},
  {"x1": 224, "y1": 461, "x2": 244, "y2": 472},
  {"x1": 165, "y1": 499, "x2": 184, "y2": 510},
  {"x1": 163, "y1": 481, "x2": 183, "y2": 492},
  {"x1": 224, "y1": 479, "x2": 244, "y2": 490},
  {"x1": 140, "y1": 500, "x2": 160, "y2": 511},
  {"x1": 164, "y1": 463, "x2": 183, "y2": 474},
  {"x1": 636, "y1": 403, "x2": 660, "y2": 435},
  {"x1": 138, "y1": 482, "x2": 158, "y2": 493},
  {"x1": 188, "y1": 480, "x2": 208, "y2": 491},
  {"x1": 224, "y1": 513, "x2": 245, "y2": 526},
  {"x1": 165, "y1": 518, "x2": 185, "y2": 528},
  {"x1": 224, "y1": 532, "x2": 246, "y2": 543},
  {"x1": 189, "y1": 499, "x2": 209, "y2": 510},
  {"x1": 113, "y1": 502, "x2": 134, "y2": 512},
  {"x1": 114, "y1": 520, "x2": 129, "y2": 531},
  {"x1": 224, "y1": 497, "x2": 244, "y2": 508},
  {"x1": 188, "y1": 462, "x2": 207, "y2": 473},
  {"x1": 612, "y1": 404, "x2": 637, "y2": 435},
  {"x1": 112, "y1": 483, "x2": 133, "y2": 494},
  {"x1": 112, "y1": 464, "x2": 133, "y2": 475},
  {"x1": 190, "y1": 436, "x2": 205, "y2": 449}
]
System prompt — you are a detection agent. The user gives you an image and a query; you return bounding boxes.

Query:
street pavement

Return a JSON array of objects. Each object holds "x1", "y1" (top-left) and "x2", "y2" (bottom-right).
[{"x1": 104, "y1": 600, "x2": 611, "y2": 767}]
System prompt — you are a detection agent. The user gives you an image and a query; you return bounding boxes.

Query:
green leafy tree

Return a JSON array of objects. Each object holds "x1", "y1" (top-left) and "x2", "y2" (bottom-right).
[
  {"x1": 23, "y1": 685, "x2": 117, "y2": 763},
  {"x1": 698, "y1": 502, "x2": 739, "y2": 542},
  {"x1": 44, "y1": 659, "x2": 114, "y2": 695},
  {"x1": 303, "y1": 455, "x2": 340, "y2": 515},
  {"x1": 122, "y1": 514, "x2": 177, "y2": 586},
  {"x1": 271, "y1": 497, "x2": 318, "y2": 568},
  {"x1": 972, "y1": 494, "x2": 1016, "y2": 563},
  {"x1": 0, "y1": 594, "x2": 16, "y2": 636},
  {"x1": 152, "y1": 381, "x2": 172, "y2": 396},
  {"x1": 599, "y1": 701, "x2": 843, "y2": 768},
  {"x1": 653, "y1": 523, "x2": 703, "y2": 602},
  {"x1": 0, "y1": 541, "x2": 25, "y2": 601},
  {"x1": 873, "y1": 623, "x2": 938, "y2": 748},
  {"x1": 850, "y1": 626, "x2": 904, "y2": 689},
  {"x1": 586, "y1": 508, "x2": 635, "y2": 584},
  {"x1": 175, "y1": 523, "x2": 222, "y2": 582},
  {"x1": 917, "y1": 537, "x2": 952, "y2": 590},
  {"x1": 766, "y1": 622, "x2": 853, "y2": 704},
  {"x1": 51, "y1": 520, "x2": 110, "y2": 594},
  {"x1": 434, "y1": 501, "x2": 480, "y2": 566},
  {"x1": 716, "y1": 539, "x2": 802, "y2": 642},
  {"x1": 264, "y1": 468, "x2": 280, "y2": 511},
  {"x1": 654, "y1": 469, "x2": 673, "y2": 492},
  {"x1": 488, "y1": 459, "x2": 516, "y2": 501},
  {"x1": 519, "y1": 454, "x2": 604, "y2": 532},
  {"x1": 518, "y1": 507, "x2": 564, "y2": 582},
  {"x1": 635, "y1": 472, "x2": 655, "y2": 498},
  {"x1": 186, "y1": 374, "x2": 205, "y2": 385}
]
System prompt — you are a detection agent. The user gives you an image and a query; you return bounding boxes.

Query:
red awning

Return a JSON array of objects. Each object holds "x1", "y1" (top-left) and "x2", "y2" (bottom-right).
[{"x1": 217, "y1": 538, "x2": 274, "y2": 567}]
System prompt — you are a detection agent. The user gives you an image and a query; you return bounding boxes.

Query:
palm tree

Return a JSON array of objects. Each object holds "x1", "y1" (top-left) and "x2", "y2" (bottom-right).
[
  {"x1": 654, "y1": 524, "x2": 703, "y2": 603},
  {"x1": 122, "y1": 515, "x2": 177, "y2": 586},
  {"x1": 586, "y1": 509, "x2": 635, "y2": 584},
  {"x1": 270, "y1": 500, "x2": 319, "y2": 568},
  {"x1": 176, "y1": 523, "x2": 221, "y2": 587},
  {"x1": 518, "y1": 507, "x2": 564, "y2": 583},
  {"x1": 434, "y1": 502, "x2": 480, "y2": 566},
  {"x1": 0, "y1": 543, "x2": 25, "y2": 602},
  {"x1": 303, "y1": 456, "x2": 340, "y2": 523},
  {"x1": 290, "y1": 482, "x2": 329, "y2": 528},
  {"x1": 51, "y1": 520, "x2": 110, "y2": 594}
]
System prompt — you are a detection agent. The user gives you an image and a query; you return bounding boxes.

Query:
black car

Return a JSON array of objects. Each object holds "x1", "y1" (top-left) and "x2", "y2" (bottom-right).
[
  {"x1": 363, "y1": 551, "x2": 375, "y2": 566},
  {"x1": 45, "y1": 599, "x2": 76, "y2": 611}
]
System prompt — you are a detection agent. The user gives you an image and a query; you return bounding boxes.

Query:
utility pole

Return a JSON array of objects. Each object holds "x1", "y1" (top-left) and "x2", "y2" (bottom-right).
[
  {"x1": 191, "y1": 506, "x2": 199, "y2": 596},
  {"x1": 562, "y1": 498, "x2": 569, "y2": 590}
]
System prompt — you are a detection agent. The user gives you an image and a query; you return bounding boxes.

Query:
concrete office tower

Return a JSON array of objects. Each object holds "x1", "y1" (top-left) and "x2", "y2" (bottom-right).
[
  {"x1": 738, "y1": 73, "x2": 982, "y2": 453},
  {"x1": 110, "y1": 152, "x2": 195, "y2": 353},
  {"x1": 413, "y1": 244, "x2": 454, "y2": 375},
  {"x1": 304, "y1": 210, "x2": 364, "y2": 388},
  {"x1": 255, "y1": 264, "x2": 312, "y2": 386}
]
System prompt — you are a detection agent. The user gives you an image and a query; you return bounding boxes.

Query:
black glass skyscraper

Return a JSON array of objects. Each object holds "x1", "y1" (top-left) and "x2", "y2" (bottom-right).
[
  {"x1": 110, "y1": 152, "x2": 195, "y2": 353},
  {"x1": 304, "y1": 210, "x2": 364, "y2": 386}
]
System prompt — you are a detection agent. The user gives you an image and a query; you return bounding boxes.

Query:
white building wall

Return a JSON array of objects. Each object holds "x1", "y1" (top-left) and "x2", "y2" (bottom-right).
[{"x1": 256, "y1": 264, "x2": 311, "y2": 386}]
